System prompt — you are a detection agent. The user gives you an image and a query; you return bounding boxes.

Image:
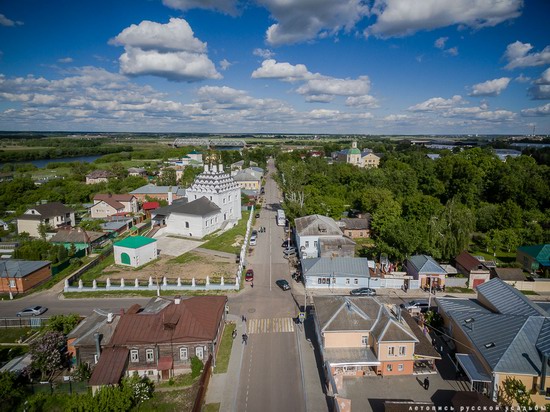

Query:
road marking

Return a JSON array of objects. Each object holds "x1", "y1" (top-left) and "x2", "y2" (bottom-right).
[{"x1": 247, "y1": 317, "x2": 295, "y2": 334}]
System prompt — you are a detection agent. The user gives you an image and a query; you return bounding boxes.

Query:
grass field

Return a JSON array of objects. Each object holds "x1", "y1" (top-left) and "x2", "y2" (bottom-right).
[
  {"x1": 0, "y1": 327, "x2": 32, "y2": 343},
  {"x1": 201, "y1": 211, "x2": 250, "y2": 254},
  {"x1": 214, "y1": 322, "x2": 236, "y2": 374}
]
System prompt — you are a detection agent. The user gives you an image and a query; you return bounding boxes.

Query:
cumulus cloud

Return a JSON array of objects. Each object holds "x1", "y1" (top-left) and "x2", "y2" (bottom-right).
[
  {"x1": 251, "y1": 59, "x2": 312, "y2": 82},
  {"x1": 434, "y1": 37, "x2": 448, "y2": 49},
  {"x1": 219, "y1": 59, "x2": 232, "y2": 71},
  {"x1": 260, "y1": 0, "x2": 368, "y2": 46},
  {"x1": 110, "y1": 18, "x2": 221, "y2": 82},
  {"x1": 253, "y1": 48, "x2": 275, "y2": 59},
  {"x1": 469, "y1": 77, "x2": 511, "y2": 96},
  {"x1": 0, "y1": 13, "x2": 23, "y2": 27},
  {"x1": 366, "y1": 0, "x2": 522, "y2": 38},
  {"x1": 162, "y1": 0, "x2": 238, "y2": 15},
  {"x1": 526, "y1": 68, "x2": 550, "y2": 100},
  {"x1": 534, "y1": 67, "x2": 550, "y2": 84},
  {"x1": 504, "y1": 41, "x2": 550, "y2": 70},
  {"x1": 346, "y1": 95, "x2": 379, "y2": 108},
  {"x1": 58, "y1": 57, "x2": 74, "y2": 64},
  {"x1": 515, "y1": 74, "x2": 531, "y2": 83},
  {"x1": 521, "y1": 103, "x2": 550, "y2": 117},
  {"x1": 297, "y1": 76, "x2": 371, "y2": 97},
  {"x1": 445, "y1": 47, "x2": 459, "y2": 56},
  {"x1": 408, "y1": 95, "x2": 465, "y2": 111}
]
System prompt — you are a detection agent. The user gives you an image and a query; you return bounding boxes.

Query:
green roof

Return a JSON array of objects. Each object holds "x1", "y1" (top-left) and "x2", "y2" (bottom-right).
[
  {"x1": 518, "y1": 244, "x2": 550, "y2": 266},
  {"x1": 189, "y1": 150, "x2": 202, "y2": 154},
  {"x1": 348, "y1": 148, "x2": 361, "y2": 155},
  {"x1": 114, "y1": 236, "x2": 156, "y2": 249}
]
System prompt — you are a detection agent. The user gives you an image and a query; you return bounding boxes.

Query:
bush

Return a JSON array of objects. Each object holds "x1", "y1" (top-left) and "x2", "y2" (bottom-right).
[{"x1": 190, "y1": 356, "x2": 203, "y2": 378}]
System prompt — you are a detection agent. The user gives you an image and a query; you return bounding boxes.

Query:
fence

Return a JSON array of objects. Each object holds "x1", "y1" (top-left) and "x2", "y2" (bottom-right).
[
  {"x1": 51, "y1": 249, "x2": 86, "y2": 275},
  {"x1": 65, "y1": 246, "x2": 113, "y2": 286},
  {"x1": 26, "y1": 380, "x2": 89, "y2": 395},
  {"x1": 236, "y1": 205, "x2": 254, "y2": 283},
  {"x1": 504, "y1": 278, "x2": 550, "y2": 293},
  {"x1": 192, "y1": 354, "x2": 213, "y2": 412},
  {"x1": 0, "y1": 317, "x2": 48, "y2": 328}
]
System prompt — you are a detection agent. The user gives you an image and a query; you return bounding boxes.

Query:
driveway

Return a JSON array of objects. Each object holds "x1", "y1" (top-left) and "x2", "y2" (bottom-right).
[{"x1": 153, "y1": 232, "x2": 204, "y2": 257}]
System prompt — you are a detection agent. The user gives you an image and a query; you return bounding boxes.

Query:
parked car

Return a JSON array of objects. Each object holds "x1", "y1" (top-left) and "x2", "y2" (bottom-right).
[
  {"x1": 281, "y1": 240, "x2": 294, "y2": 248},
  {"x1": 349, "y1": 287, "x2": 376, "y2": 296},
  {"x1": 245, "y1": 269, "x2": 254, "y2": 282},
  {"x1": 17, "y1": 306, "x2": 47, "y2": 317},
  {"x1": 250, "y1": 234, "x2": 257, "y2": 246},
  {"x1": 283, "y1": 248, "x2": 297, "y2": 259},
  {"x1": 400, "y1": 300, "x2": 430, "y2": 312},
  {"x1": 275, "y1": 279, "x2": 290, "y2": 291},
  {"x1": 255, "y1": 212, "x2": 260, "y2": 218}
]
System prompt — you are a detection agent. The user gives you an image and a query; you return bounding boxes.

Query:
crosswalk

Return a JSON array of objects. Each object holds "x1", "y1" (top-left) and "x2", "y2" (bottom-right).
[{"x1": 246, "y1": 317, "x2": 295, "y2": 334}]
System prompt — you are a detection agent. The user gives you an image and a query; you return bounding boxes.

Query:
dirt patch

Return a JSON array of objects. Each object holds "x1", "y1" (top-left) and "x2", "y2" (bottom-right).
[{"x1": 97, "y1": 250, "x2": 238, "y2": 282}]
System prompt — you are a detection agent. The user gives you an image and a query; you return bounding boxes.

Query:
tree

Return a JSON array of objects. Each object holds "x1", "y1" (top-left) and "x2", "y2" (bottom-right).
[
  {"x1": 44, "y1": 314, "x2": 81, "y2": 335},
  {"x1": 190, "y1": 356, "x2": 204, "y2": 378},
  {"x1": 430, "y1": 199, "x2": 475, "y2": 260},
  {"x1": 0, "y1": 371, "x2": 25, "y2": 410},
  {"x1": 157, "y1": 167, "x2": 177, "y2": 186},
  {"x1": 498, "y1": 377, "x2": 537, "y2": 409},
  {"x1": 26, "y1": 331, "x2": 68, "y2": 382},
  {"x1": 37, "y1": 222, "x2": 53, "y2": 240},
  {"x1": 79, "y1": 219, "x2": 104, "y2": 232}
]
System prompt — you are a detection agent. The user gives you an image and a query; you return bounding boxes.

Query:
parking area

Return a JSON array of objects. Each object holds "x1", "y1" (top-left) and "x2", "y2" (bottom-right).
[{"x1": 153, "y1": 233, "x2": 204, "y2": 257}]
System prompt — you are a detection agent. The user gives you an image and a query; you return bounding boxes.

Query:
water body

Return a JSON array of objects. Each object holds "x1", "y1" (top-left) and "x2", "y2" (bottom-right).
[{"x1": 0, "y1": 154, "x2": 101, "y2": 169}]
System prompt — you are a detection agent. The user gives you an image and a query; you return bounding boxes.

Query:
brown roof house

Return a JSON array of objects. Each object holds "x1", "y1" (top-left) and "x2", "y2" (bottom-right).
[
  {"x1": 339, "y1": 216, "x2": 371, "y2": 239},
  {"x1": 86, "y1": 170, "x2": 114, "y2": 185},
  {"x1": 88, "y1": 295, "x2": 227, "y2": 392},
  {"x1": 490, "y1": 267, "x2": 526, "y2": 283},
  {"x1": 454, "y1": 251, "x2": 491, "y2": 289},
  {"x1": 0, "y1": 259, "x2": 51, "y2": 294},
  {"x1": 90, "y1": 194, "x2": 139, "y2": 218},
  {"x1": 17, "y1": 202, "x2": 75, "y2": 238}
]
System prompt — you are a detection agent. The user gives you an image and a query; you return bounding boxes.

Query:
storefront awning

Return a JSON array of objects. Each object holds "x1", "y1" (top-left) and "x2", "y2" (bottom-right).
[{"x1": 456, "y1": 353, "x2": 491, "y2": 383}]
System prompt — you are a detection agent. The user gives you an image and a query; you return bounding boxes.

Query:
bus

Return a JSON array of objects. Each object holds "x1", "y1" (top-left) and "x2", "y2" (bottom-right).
[{"x1": 277, "y1": 209, "x2": 286, "y2": 226}]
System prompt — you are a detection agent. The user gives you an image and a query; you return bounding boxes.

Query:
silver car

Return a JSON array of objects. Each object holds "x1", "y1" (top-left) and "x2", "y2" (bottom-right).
[{"x1": 17, "y1": 306, "x2": 47, "y2": 317}]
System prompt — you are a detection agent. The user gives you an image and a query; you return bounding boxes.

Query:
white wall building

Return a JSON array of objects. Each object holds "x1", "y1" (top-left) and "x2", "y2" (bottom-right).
[
  {"x1": 114, "y1": 236, "x2": 158, "y2": 268},
  {"x1": 295, "y1": 214, "x2": 355, "y2": 259}
]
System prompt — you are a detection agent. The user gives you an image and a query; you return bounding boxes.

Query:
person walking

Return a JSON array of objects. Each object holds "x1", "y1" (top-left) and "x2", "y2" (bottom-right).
[
  {"x1": 244, "y1": 333, "x2": 248, "y2": 345},
  {"x1": 242, "y1": 334, "x2": 246, "y2": 344},
  {"x1": 251, "y1": 281, "x2": 254, "y2": 288},
  {"x1": 423, "y1": 377, "x2": 430, "y2": 390}
]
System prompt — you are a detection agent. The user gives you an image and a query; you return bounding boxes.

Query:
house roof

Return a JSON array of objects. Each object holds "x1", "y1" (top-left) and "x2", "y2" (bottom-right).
[
  {"x1": 94, "y1": 194, "x2": 135, "y2": 202},
  {"x1": 129, "y1": 184, "x2": 184, "y2": 195},
  {"x1": 302, "y1": 257, "x2": 372, "y2": 278},
  {"x1": 88, "y1": 347, "x2": 129, "y2": 386},
  {"x1": 0, "y1": 259, "x2": 50, "y2": 278},
  {"x1": 109, "y1": 296, "x2": 227, "y2": 345},
  {"x1": 455, "y1": 251, "x2": 488, "y2": 272},
  {"x1": 94, "y1": 198, "x2": 124, "y2": 210},
  {"x1": 20, "y1": 202, "x2": 74, "y2": 219},
  {"x1": 323, "y1": 347, "x2": 379, "y2": 365},
  {"x1": 491, "y1": 267, "x2": 525, "y2": 281},
  {"x1": 50, "y1": 229, "x2": 106, "y2": 244},
  {"x1": 142, "y1": 201, "x2": 160, "y2": 210},
  {"x1": 86, "y1": 170, "x2": 113, "y2": 179},
  {"x1": 407, "y1": 255, "x2": 447, "y2": 275},
  {"x1": 233, "y1": 170, "x2": 260, "y2": 182},
  {"x1": 319, "y1": 237, "x2": 356, "y2": 248},
  {"x1": 518, "y1": 244, "x2": 550, "y2": 267},
  {"x1": 295, "y1": 214, "x2": 342, "y2": 236},
  {"x1": 400, "y1": 310, "x2": 441, "y2": 359},
  {"x1": 153, "y1": 196, "x2": 220, "y2": 217},
  {"x1": 476, "y1": 278, "x2": 547, "y2": 316},
  {"x1": 340, "y1": 217, "x2": 370, "y2": 230},
  {"x1": 67, "y1": 311, "x2": 120, "y2": 347},
  {"x1": 114, "y1": 236, "x2": 156, "y2": 249}
]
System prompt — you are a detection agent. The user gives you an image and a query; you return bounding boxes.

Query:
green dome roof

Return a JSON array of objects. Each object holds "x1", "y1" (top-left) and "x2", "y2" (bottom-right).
[{"x1": 348, "y1": 148, "x2": 361, "y2": 155}]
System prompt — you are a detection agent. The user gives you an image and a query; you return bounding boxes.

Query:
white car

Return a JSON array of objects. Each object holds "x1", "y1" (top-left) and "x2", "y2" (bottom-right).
[
  {"x1": 17, "y1": 306, "x2": 47, "y2": 317},
  {"x1": 283, "y1": 248, "x2": 297, "y2": 259},
  {"x1": 250, "y1": 235, "x2": 257, "y2": 246}
]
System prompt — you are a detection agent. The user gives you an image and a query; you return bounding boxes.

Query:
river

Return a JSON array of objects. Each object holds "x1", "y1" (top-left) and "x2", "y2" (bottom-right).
[{"x1": 0, "y1": 155, "x2": 102, "y2": 169}]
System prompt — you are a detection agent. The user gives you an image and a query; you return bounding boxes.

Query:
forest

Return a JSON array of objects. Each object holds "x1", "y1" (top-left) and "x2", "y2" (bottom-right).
[{"x1": 276, "y1": 145, "x2": 550, "y2": 266}]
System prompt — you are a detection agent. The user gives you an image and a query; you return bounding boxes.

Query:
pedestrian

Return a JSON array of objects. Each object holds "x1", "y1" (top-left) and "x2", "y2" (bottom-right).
[
  {"x1": 241, "y1": 315, "x2": 245, "y2": 322},
  {"x1": 244, "y1": 334, "x2": 248, "y2": 345},
  {"x1": 424, "y1": 377, "x2": 430, "y2": 390},
  {"x1": 242, "y1": 334, "x2": 246, "y2": 344},
  {"x1": 232, "y1": 330, "x2": 237, "y2": 339},
  {"x1": 243, "y1": 315, "x2": 247, "y2": 323},
  {"x1": 251, "y1": 282, "x2": 254, "y2": 288}
]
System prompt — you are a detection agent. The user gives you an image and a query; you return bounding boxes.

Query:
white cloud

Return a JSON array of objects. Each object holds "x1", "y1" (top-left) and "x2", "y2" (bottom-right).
[
  {"x1": 504, "y1": 41, "x2": 550, "y2": 70},
  {"x1": 259, "y1": 0, "x2": 368, "y2": 46},
  {"x1": 219, "y1": 59, "x2": 232, "y2": 71},
  {"x1": 366, "y1": 0, "x2": 522, "y2": 38},
  {"x1": 469, "y1": 77, "x2": 511, "y2": 96},
  {"x1": 445, "y1": 47, "x2": 459, "y2": 56},
  {"x1": 0, "y1": 13, "x2": 23, "y2": 27},
  {"x1": 528, "y1": 85, "x2": 550, "y2": 100},
  {"x1": 515, "y1": 74, "x2": 531, "y2": 83},
  {"x1": 521, "y1": 103, "x2": 550, "y2": 117},
  {"x1": 346, "y1": 95, "x2": 379, "y2": 108},
  {"x1": 408, "y1": 95, "x2": 465, "y2": 111},
  {"x1": 253, "y1": 48, "x2": 275, "y2": 59},
  {"x1": 384, "y1": 114, "x2": 412, "y2": 121},
  {"x1": 162, "y1": 0, "x2": 238, "y2": 15},
  {"x1": 58, "y1": 57, "x2": 74, "y2": 64},
  {"x1": 297, "y1": 76, "x2": 371, "y2": 97},
  {"x1": 534, "y1": 68, "x2": 550, "y2": 84},
  {"x1": 434, "y1": 37, "x2": 448, "y2": 49},
  {"x1": 305, "y1": 94, "x2": 334, "y2": 103},
  {"x1": 251, "y1": 59, "x2": 312, "y2": 82},
  {"x1": 111, "y1": 18, "x2": 221, "y2": 82}
]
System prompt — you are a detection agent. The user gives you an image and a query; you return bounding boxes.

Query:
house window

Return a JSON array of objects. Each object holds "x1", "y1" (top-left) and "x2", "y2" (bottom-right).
[
  {"x1": 229, "y1": 195, "x2": 231, "y2": 201},
  {"x1": 195, "y1": 347, "x2": 204, "y2": 360},
  {"x1": 223, "y1": 198, "x2": 226, "y2": 204},
  {"x1": 146, "y1": 349, "x2": 154, "y2": 362},
  {"x1": 130, "y1": 350, "x2": 139, "y2": 362},
  {"x1": 388, "y1": 347, "x2": 395, "y2": 356},
  {"x1": 321, "y1": 278, "x2": 326, "y2": 284},
  {"x1": 9, "y1": 279, "x2": 15, "y2": 288},
  {"x1": 360, "y1": 232, "x2": 363, "y2": 237},
  {"x1": 361, "y1": 336, "x2": 368, "y2": 346},
  {"x1": 332, "y1": 277, "x2": 336, "y2": 284},
  {"x1": 305, "y1": 241, "x2": 309, "y2": 247},
  {"x1": 345, "y1": 278, "x2": 350, "y2": 285},
  {"x1": 398, "y1": 364, "x2": 404, "y2": 371},
  {"x1": 185, "y1": 221, "x2": 189, "y2": 228},
  {"x1": 399, "y1": 346, "x2": 406, "y2": 356},
  {"x1": 348, "y1": 231, "x2": 352, "y2": 236},
  {"x1": 179, "y1": 347, "x2": 188, "y2": 360},
  {"x1": 314, "y1": 241, "x2": 318, "y2": 247},
  {"x1": 387, "y1": 364, "x2": 393, "y2": 372},
  {"x1": 205, "y1": 221, "x2": 208, "y2": 227},
  {"x1": 354, "y1": 279, "x2": 358, "y2": 285}
]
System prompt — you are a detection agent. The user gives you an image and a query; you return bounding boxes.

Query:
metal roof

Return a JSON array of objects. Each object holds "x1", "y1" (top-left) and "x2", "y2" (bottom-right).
[
  {"x1": 302, "y1": 257, "x2": 372, "y2": 278},
  {"x1": 21, "y1": 202, "x2": 74, "y2": 218},
  {"x1": 517, "y1": 244, "x2": 550, "y2": 267},
  {"x1": 295, "y1": 214, "x2": 343, "y2": 236},
  {"x1": 407, "y1": 255, "x2": 447, "y2": 275},
  {"x1": 323, "y1": 347, "x2": 380, "y2": 365},
  {"x1": 130, "y1": 184, "x2": 184, "y2": 195},
  {"x1": 0, "y1": 259, "x2": 50, "y2": 278},
  {"x1": 114, "y1": 236, "x2": 156, "y2": 249},
  {"x1": 88, "y1": 347, "x2": 129, "y2": 386},
  {"x1": 476, "y1": 278, "x2": 547, "y2": 316},
  {"x1": 153, "y1": 196, "x2": 220, "y2": 217}
]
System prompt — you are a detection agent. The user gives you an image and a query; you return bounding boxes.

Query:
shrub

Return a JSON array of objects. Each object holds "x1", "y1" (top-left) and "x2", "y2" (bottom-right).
[{"x1": 190, "y1": 356, "x2": 203, "y2": 378}]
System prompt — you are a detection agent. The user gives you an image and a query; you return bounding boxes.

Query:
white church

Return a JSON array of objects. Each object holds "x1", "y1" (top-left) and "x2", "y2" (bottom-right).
[{"x1": 151, "y1": 162, "x2": 242, "y2": 239}]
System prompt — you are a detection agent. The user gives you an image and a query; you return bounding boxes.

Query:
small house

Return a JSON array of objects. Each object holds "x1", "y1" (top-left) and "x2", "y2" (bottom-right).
[
  {"x1": 405, "y1": 255, "x2": 446, "y2": 289},
  {"x1": 17, "y1": 202, "x2": 75, "y2": 238},
  {"x1": 516, "y1": 244, "x2": 550, "y2": 275},
  {"x1": 339, "y1": 216, "x2": 371, "y2": 239},
  {"x1": 0, "y1": 259, "x2": 51, "y2": 294},
  {"x1": 86, "y1": 170, "x2": 114, "y2": 185},
  {"x1": 114, "y1": 236, "x2": 157, "y2": 268},
  {"x1": 454, "y1": 251, "x2": 490, "y2": 289}
]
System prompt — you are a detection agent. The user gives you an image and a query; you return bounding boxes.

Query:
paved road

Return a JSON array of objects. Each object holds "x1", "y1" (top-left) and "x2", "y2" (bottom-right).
[{"x1": 229, "y1": 159, "x2": 306, "y2": 412}]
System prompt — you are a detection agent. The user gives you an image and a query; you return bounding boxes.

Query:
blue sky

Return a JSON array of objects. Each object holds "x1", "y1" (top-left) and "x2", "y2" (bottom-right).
[{"x1": 0, "y1": 0, "x2": 549, "y2": 134}]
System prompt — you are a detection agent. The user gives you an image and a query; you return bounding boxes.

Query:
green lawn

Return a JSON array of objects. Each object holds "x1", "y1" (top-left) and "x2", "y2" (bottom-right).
[
  {"x1": 203, "y1": 403, "x2": 220, "y2": 412},
  {"x1": 79, "y1": 254, "x2": 115, "y2": 282},
  {"x1": 168, "y1": 251, "x2": 205, "y2": 265},
  {"x1": 157, "y1": 373, "x2": 197, "y2": 388},
  {"x1": 468, "y1": 248, "x2": 518, "y2": 265},
  {"x1": 138, "y1": 384, "x2": 197, "y2": 412},
  {"x1": 214, "y1": 323, "x2": 236, "y2": 374},
  {"x1": 201, "y1": 211, "x2": 250, "y2": 254},
  {"x1": 0, "y1": 327, "x2": 31, "y2": 343}
]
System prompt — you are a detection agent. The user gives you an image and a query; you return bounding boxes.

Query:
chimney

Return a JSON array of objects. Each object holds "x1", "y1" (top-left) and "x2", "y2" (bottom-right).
[
  {"x1": 94, "y1": 332, "x2": 101, "y2": 360},
  {"x1": 119, "y1": 308, "x2": 125, "y2": 316},
  {"x1": 107, "y1": 313, "x2": 113, "y2": 323},
  {"x1": 168, "y1": 190, "x2": 173, "y2": 206},
  {"x1": 175, "y1": 295, "x2": 181, "y2": 305}
]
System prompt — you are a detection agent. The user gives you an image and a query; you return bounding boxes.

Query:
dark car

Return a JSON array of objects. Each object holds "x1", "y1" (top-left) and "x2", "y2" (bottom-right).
[
  {"x1": 255, "y1": 212, "x2": 260, "y2": 218},
  {"x1": 349, "y1": 287, "x2": 376, "y2": 296},
  {"x1": 275, "y1": 279, "x2": 290, "y2": 291},
  {"x1": 400, "y1": 300, "x2": 430, "y2": 312},
  {"x1": 17, "y1": 306, "x2": 47, "y2": 317},
  {"x1": 281, "y1": 240, "x2": 294, "y2": 248},
  {"x1": 245, "y1": 269, "x2": 254, "y2": 281}
]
